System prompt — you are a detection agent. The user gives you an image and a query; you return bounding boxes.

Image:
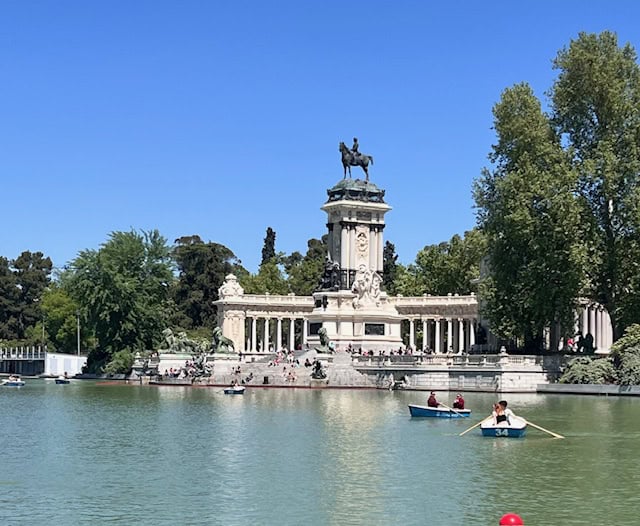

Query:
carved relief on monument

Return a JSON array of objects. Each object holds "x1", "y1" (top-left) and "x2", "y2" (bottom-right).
[
  {"x1": 355, "y1": 225, "x2": 369, "y2": 268},
  {"x1": 351, "y1": 264, "x2": 382, "y2": 309},
  {"x1": 219, "y1": 274, "x2": 244, "y2": 298}
]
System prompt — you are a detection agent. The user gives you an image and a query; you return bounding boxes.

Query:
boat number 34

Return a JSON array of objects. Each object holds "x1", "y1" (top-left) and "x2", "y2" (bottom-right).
[{"x1": 495, "y1": 428, "x2": 510, "y2": 437}]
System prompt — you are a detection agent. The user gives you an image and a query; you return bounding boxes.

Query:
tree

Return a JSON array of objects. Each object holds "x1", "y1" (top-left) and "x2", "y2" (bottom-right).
[
  {"x1": 261, "y1": 227, "x2": 276, "y2": 266},
  {"x1": 65, "y1": 230, "x2": 175, "y2": 372},
  {"x1": 382, "y1": 241, "x2": 399, "y2": 294},
  {"x1": 283, "y1": 236, "x2": 327, "y2": 295},
  {"x1": 40, "y1": 285, "x2": 83, "y2": 352},
  {"x1": 396, "y1": 230, "x2": 485, "y2": 297},
  {"x1": 1, "y1": 251, "x2": 53, "y2": 340},
  {"x1": 474, "y1": 83, "x2": 584, "y2": 351},
  {"x1": 172, "y1": 236, "x2": 247, "y2": 329},
  {"x1": 242, "y1": 259, "x2": 289, "y2": 295},
  {"x1": 551, "y1": 31, "x2": 640, "y2": 340},
  {"x1": 0, "y1": 256, "x2": 20, "y2": 340}
]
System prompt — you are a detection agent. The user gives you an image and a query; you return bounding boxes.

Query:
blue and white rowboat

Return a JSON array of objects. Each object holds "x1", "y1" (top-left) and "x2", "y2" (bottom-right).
[
  {"x1": 408, "y1": 404, "x2": 471, "y2": 418},
  {"x1": 223, "y1": 386, "x2": 246, "y2": 395},
  {"x1": 480, "y1": 416, "x2": 527, "y2": 438}
]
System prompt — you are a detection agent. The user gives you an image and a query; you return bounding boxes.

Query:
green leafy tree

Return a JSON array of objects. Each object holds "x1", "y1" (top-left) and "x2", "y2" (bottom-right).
[
  {"x1": 40, "y1": 285, "x2": 83, "y2": 352},
  {"x1": 283, "y1": 236, "x2": 327, "y2": 295},
  {"x1": 551, "y1": 31, "x2": 640, "y2": 339},
  {"x1": 559, "y1": 356, "x2": 616, "y2": 384},
  {"x1": 261, "y1": 227, "x2": 277, "y2": 266},
  {"x1": 65, "y1": 230, "x2": 175, "y2": 372},
  {"x1": 172, "y1": 235, "x2": 247, "y2": 328},
  {"x1": 396, "y1": 230, "x2": 485, "y2": 297},
  {"x1": 382, "y1": 241, "x2": 399, "y2": 294},
  {"x1": 242, "y1": 259, "x2": 289, "y2": 295},
  {"x1": 474, "y1": 83, "x2": 584, "y2": 351},
  {"x1": 0, "y1": 256, "x2": 20, "y2": 340},
  {"x1": 5, "y1": 251, "x2": 53, "y2": 340}
]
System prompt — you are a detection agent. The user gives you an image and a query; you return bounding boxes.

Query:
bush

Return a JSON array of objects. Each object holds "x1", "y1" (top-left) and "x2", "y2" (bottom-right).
[
  {"x1": 611, "y1": 324, "x2": 640, "y2": 385},
  {"x1": 559, "y1": 356, "x2": 615, "y2": 384},
  {"x1": 103, "y1": 349, "x2": 135, "y2": 375}
]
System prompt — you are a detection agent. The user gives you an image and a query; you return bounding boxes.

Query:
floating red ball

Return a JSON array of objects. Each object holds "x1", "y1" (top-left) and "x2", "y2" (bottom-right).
[{"x1": 499, "y1": 513, "x2": 524, "y2": 525}]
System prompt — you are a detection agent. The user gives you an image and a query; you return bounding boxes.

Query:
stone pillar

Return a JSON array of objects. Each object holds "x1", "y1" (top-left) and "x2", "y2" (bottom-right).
[
  {"x1": 377, "y1": 227, "x2": 384, "y2": 273},
  {"x1": 589, "y1": 307, "x2": 596, "y2": 339},
  {"x1": 369, "y1": 227, "x2": 376, "y2": 270},
  {"x1": 582, "y1": 306, "x2": 589, "y2": 336},
  {"x1": 276, "y1": 318, "x2": 282, "y2": 351},
  {"x1": 422, "y1": 319, "x2": 428, "y2": 351},
  {"x1": 458, "y1": 319, "x2": 464, "y2": 353},
  {"x1": 303, "y1": 319, "x2": 308, "y2": 345},
  {"x1": 264, "y1": 318, "x2": 270, "y2": 352},
  {"x1": 289, "y1": 318, "x2": 295, "y2": 352},
  {"x1": 447, "y1": 318, "x2": 453, "y2": 353},
  {"x1": 251, "y1": 317, "x2": 257, "y2": 352},
  {"x1": 340, "y1": 226, "x2": 348, "y2": 269},
  {"x1": 435, "y1": 319, "x2": 441, "y2": 354},
  {"x1": 469, "y1": 319, "x2": 475, "y2": 347},
  {"x1": 409, "y1": 319, "x2": 415, "y2": 350},
  {"x1": 348, "y1": 226, "x2": 355, "y2": 270}
]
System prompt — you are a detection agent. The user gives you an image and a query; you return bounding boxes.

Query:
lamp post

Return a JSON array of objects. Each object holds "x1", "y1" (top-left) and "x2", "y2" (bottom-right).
[{"x1": 76, "y1": 310, "x2": 80, "y2": 356}]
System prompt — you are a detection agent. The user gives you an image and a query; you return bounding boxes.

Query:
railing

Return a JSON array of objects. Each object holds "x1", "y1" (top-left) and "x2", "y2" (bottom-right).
[
  {"x1": 351, "y1": 353, "x2": 543, "y2": 368},
  {"x1": 0, "y1": 346, "x2": 47, "y2": 360}
]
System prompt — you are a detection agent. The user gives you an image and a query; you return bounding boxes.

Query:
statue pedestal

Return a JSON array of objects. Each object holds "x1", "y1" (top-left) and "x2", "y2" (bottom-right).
[{"x1": 308, "y1": 290, "x2": 403, "y2": 352}]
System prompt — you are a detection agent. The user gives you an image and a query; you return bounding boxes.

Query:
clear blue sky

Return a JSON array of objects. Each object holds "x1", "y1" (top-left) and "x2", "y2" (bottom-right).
[{"x1": 2, "y1": 1, "x2": 640, "y2": 272}]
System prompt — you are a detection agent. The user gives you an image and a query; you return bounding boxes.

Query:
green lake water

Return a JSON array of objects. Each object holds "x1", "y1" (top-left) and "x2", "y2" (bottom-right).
[{"x1": 1, "y1": 381, "x2": 639, "y2": 525}]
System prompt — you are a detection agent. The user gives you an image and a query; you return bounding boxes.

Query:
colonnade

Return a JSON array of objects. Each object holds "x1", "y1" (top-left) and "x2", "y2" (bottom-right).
[
  {"x1": 245, "y1": 316, "x2": 308, "y2": 352},
  {"x1": 575, "y1": 304, "x2": 613, "y2": 351},
  {"x1": 406, "y1": 317, "x2": 477, "y2": 353}
]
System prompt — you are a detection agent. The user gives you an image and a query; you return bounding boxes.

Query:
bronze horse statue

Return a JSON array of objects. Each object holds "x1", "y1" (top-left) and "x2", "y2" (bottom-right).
[{"x1": 339, "y1": 142, "x2": 373, "y2": 181}]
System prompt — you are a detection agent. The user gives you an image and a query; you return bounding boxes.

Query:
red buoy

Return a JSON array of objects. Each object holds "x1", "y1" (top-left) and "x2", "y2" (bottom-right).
[{"x1": 499, "y1": 513, "x2": 524, "y2": 525}]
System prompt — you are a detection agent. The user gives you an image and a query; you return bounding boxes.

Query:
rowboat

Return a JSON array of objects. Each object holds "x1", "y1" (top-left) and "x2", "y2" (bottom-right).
[
  {"x1": 55, "y1": 377, "x2": 71, "y2": 385},
  {"x1": 408, "y1": 404, "x2": 471, "y2": 418},
  {"x1": 223, "y1": 385, "x2": 246, "y2": 395},
  {"x1": 2, "y1": 377, "x2": 25, "y2": 387},
  {"x1": 480, "y1": 416, "x2": 527, "y2": 438}
]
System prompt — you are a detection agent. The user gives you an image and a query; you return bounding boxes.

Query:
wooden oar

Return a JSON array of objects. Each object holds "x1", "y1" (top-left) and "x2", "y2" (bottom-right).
[
  {"x1": 439, "y1": 401, "x2": 465, "y2": 418},
  {"x1": 459, "y1": 415, "x2": 493, "y2": 436},
  {"x1": 524, "y1": 419, "x2": 565, "y2": 439}
]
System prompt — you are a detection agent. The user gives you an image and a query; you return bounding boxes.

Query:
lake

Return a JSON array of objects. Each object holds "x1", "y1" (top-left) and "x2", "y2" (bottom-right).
[{"x1": 1, "y1": 381, "x2": 638, "y2": 525}]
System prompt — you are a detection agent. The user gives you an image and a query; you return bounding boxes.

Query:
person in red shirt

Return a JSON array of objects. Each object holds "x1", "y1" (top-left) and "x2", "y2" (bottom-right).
[
  {"x1": 427, "y1": 391, "x2": 439, "y2": 407},
  {"x1": 453, "y1": 393, "x2": 465, "y2": 410}
]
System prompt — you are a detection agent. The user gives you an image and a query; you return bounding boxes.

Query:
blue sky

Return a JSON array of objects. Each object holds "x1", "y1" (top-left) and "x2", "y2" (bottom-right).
[{"x1": 2, "y1": 1, "x2": 640, "y2": 272}]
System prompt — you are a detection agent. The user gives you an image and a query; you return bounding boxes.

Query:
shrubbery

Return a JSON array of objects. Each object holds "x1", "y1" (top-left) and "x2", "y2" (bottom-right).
[{"x1": 559, "y1": 324, "x2": 640, "y2": 385}]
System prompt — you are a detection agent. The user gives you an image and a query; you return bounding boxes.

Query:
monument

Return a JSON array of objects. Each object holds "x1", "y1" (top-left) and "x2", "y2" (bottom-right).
[{"x1": 306, "y1": 139, "x2": 403, "y2": 351}]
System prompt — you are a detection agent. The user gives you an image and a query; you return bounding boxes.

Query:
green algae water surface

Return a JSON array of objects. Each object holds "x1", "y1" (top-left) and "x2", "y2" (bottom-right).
[{"x1": 1, "y1": 381, "x2": 639, "y2": 525}]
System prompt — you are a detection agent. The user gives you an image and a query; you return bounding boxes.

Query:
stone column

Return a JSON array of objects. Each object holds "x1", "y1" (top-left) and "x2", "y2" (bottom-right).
[
  {"x1": 377, "y1": 227, "x2": 384, "y2": 273},
  {"x1": 369, "y1": 227, "x2": 376, "y2": 270},
  {"x1": 447, "y1": 318, "x2": 453, "y2": 353},
  {"x1": 251, "y1": 317, "x2": 257, "y2": 352},
  {"x1": 422, "y1": 319, "x2": 428, "y2": 351},
  {"x1": 340, "y1": 226, "x2": 348, "y2": 269},
  {"x1": 289, "y1": 318, "x2": 295, "y2": 352},
  {"x1": 435, "y1": 319, "x2": 441, "y2": 354},
  {"x1": 597, "y1": 309, "x2": 604, "y2": 350},
  {"x1": 264, "y1": 318, "x2": 270, "y2": 352},
  {"x1": 276, "y1": 318, "x2": 282, "y2": 351},
  {"x1": 348, "y1": 226, "x2": 355, "y2": 270},
  {"x1": 589, "y1": 307, "x2": 596, "y2": 339},
  {"x1": 458, "y1": 319, "x2": 465, "y2": 353},
  {"x1": 303, "y1": 319, "x2": 308, "y2": 345},
  {"x1": 409, "y1": 319, "x2": 415, "y2": 350},
  {"x1": 469, "y1": 319, "x2": 476, "y2": 347},
  {"x1": 582, "y1": 306, "x2": 589, "y2": 336}
]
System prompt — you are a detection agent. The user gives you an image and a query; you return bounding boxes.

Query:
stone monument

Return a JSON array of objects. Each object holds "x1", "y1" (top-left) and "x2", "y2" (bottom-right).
[{"x1": 307, "y1": 139, "x2": 403, "y2": 352}]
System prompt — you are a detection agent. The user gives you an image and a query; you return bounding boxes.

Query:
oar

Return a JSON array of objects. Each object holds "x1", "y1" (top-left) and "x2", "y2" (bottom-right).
[
  {"x1": 524, "y1": 419, "x2": 565, "y2": 439},
  {"x1": 439, "y1": 401, "x2": 465, "y2": 418},
  {"x1": 459, "y1": 415, "x2": 493, "y2": 436}
]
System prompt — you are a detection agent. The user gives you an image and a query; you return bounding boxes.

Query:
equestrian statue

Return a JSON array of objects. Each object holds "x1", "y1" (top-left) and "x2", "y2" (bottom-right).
[{"x1": 339, "y1": 137, "x2": 374, "y2": 181}]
